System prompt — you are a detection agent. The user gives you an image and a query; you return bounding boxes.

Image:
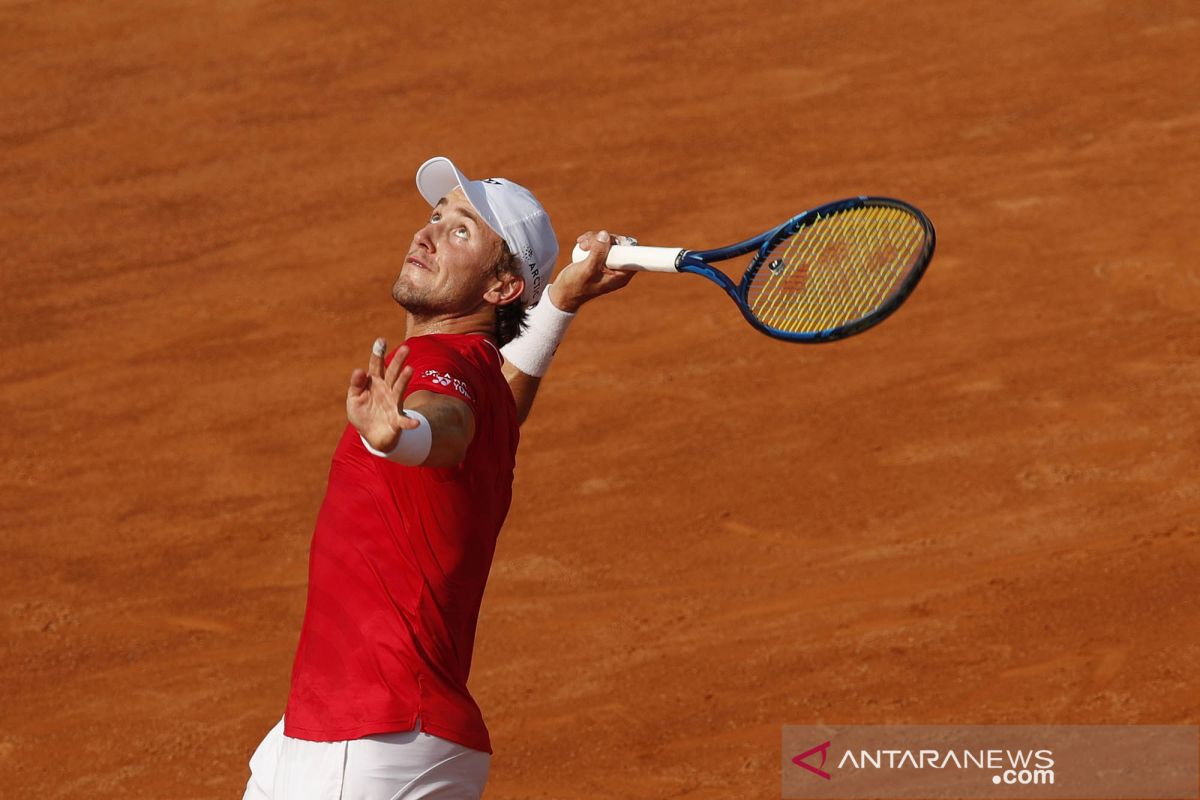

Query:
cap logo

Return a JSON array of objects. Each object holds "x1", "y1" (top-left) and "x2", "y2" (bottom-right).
[{"x1": 521, "y1": 245, "x2": 542, "y2": 292}]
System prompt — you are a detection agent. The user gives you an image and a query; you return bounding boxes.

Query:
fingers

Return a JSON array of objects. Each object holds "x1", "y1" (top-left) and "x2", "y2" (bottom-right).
[
  {"x1": 575, "y1": 230, "x2": 613, "y2": 275},
  {"x1": 384, "y1": 345, "x2": 410, "y2": 388},
  {"x1": 356, "y1": 342, "x2": 412, "y2": 395},
  {"x1": 575, "y1": 231, "x2": 639, "y2": 273},
  {"x1": 384, "y1": 348, "x2": 415, "y2": 427},
  {"x1": 348, "y1": 367, "x2": 369, "y2": 396},
  {"x1": 575, "y1": 230, "x2": 609, "y2": 255},
  {"x1": 574, "y1": 230, "x2": 592, "y2": 256},
  {"x1": 391, "y1": 366, "x2": 414, "y2": 415},
  {"x1": 354, "y1": 341, "x2": 411, "y2": 401},
  {"x1": 368, "y1": 337, "x2": 386, "y2": 379},
  {"x1": 575, "y1": 231, "x2": 637, "y2": 248},
  {"x1": 394, "y1": 363, "x2": 414, "y2": 395},
  {"x1": 604, "y1": 234, "x2": 638, "y2": 276},
  {"x1": 590, "y1": 230, "x2": 612, "y2": 269}
]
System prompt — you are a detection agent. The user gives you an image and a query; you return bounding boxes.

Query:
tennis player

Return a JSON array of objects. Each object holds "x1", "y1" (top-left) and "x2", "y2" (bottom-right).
[{"x1": 240, "y1": 156, "x2": 633, "y2": 800}]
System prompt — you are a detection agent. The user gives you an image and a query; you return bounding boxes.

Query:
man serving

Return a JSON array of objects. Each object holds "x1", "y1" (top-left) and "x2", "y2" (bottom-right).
[{"x1": 242, "y1": 156, "x2": 632, "y2": 799}]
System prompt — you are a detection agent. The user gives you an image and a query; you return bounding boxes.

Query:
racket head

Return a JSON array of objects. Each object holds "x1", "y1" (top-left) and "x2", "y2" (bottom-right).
[{"x1": 680, "y1": 197, "x2": 935, "y2": 343}]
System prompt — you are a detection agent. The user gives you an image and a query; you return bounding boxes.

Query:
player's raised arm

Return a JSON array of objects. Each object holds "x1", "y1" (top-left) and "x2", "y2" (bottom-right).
[
  {"x1": 348, "y1": 339, "x2": 475, "y2": 467},
  {"x1": 502, "y1": 230, "x2": 636, "y2": 424}
]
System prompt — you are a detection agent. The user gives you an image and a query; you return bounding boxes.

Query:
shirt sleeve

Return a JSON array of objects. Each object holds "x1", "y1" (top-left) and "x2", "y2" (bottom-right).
[{"x1": 390, "y1": 343, "x2": 478, "y2": 412}]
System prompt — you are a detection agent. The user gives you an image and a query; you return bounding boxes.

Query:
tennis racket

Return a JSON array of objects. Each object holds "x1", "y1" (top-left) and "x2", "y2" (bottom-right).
[{"x1": 571, "y1": 196, "x2": 935, "y2": 343}]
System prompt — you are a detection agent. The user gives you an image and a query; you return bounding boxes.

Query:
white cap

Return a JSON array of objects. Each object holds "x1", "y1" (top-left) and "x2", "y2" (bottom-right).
[{"x1": 415, "y1": 156, "x2": 558, "y2": 305}]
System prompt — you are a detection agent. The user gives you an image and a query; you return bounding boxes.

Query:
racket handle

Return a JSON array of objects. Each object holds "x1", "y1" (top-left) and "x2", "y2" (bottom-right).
[{"x1": 570, "y1": 244, "x2": 683, "y2": 272}]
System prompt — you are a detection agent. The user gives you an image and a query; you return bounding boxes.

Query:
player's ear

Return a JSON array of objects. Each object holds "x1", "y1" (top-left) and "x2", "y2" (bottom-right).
[{"x1": 484, "y1": 273, "x2": 524, "y2": 307}]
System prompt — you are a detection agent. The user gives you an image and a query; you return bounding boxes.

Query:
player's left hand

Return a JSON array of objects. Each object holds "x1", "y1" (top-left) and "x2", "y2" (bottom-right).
[
  {"x1": 549, "y1": 230, "x2": 637, "y2": 313},
  {"x1": 347, "y1": 340, "x2": 421, "y2": 452}
]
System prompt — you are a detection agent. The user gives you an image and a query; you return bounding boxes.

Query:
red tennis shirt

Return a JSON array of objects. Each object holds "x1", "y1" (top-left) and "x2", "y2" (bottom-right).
[{"x1": 284, "y1": 333, "x2": 518, "y2": 754}]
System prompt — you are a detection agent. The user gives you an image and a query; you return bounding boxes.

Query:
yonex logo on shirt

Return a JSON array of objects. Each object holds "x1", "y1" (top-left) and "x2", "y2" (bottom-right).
[{"x1": 421, "y1": 369, "x2": 473, "y2": 401}]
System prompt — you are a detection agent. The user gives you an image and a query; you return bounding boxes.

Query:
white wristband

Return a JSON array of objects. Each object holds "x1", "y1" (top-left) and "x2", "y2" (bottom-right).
[
  {"x1": 500, "y1": 285, "x2": 575, "y2": 378},
  {"x1": 359, "y1": 410, "x2": 432, "y2": 466}
]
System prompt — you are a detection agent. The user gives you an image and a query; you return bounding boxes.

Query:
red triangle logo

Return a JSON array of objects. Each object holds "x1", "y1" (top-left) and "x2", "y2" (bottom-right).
[{"x1": 792, "y1": 740, "x2": 832, "y2": 780}]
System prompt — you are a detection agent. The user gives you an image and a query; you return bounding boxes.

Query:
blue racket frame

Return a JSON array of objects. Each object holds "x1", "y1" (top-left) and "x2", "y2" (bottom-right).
[{"x1": 675, "y1": 196, "x2": 936, "y2": 343}]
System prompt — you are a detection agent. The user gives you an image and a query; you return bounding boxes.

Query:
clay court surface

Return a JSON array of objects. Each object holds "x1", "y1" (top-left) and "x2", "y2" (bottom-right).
[{"x1": 2, "y1": 1, "x2": 1198, "y2": 797}]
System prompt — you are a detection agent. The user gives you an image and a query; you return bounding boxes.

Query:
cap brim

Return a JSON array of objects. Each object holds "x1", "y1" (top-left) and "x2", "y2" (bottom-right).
[
  {"x1": 415, "y1": 156, "x2": 465, "y2": 207},
  {"x1": 415, "y1": 156, "x2": 503, "y2": 240}
]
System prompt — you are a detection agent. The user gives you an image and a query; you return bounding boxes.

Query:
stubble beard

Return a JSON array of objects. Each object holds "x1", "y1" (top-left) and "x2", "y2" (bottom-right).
[{"x1": 391, "y1": 273, "x2": 441, "y2": 317}]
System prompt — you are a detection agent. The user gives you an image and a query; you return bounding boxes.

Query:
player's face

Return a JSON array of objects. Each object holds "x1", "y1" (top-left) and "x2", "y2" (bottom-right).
[{"x1": 393, "y1": 187, "x2": 505, "y2": 315}]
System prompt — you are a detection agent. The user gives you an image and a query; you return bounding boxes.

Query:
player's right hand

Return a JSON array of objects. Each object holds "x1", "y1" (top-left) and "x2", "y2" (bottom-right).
[
  {"x1": 347, "y1": 339, "x2": 420, "y2": 452},
  {"x1": 548, "y1": 230, "x2": 637, "y2": 312}
]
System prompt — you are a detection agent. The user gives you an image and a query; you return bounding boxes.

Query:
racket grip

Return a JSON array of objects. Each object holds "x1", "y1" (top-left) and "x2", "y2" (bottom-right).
[{"x1": 570, "y1": 244, "x2": 683, "y2": 272}]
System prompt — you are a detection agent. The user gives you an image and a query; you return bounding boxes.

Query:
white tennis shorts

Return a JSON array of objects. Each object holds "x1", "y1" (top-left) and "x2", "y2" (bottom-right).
[{"x1": 241, "y1": 718, "x2": 490, "y2": 800}]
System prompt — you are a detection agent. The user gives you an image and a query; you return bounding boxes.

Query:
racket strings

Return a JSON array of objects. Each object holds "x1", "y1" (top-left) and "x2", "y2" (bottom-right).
[
  {"x1": 763, "y1": 209, "x2": 868, "y2": 330},
  {"x1": 747, "y1": 205, "x2": 927, "y2": 335},
  {"x1": 755, "y1": 208, "x2": 852, "y2": 328}
]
